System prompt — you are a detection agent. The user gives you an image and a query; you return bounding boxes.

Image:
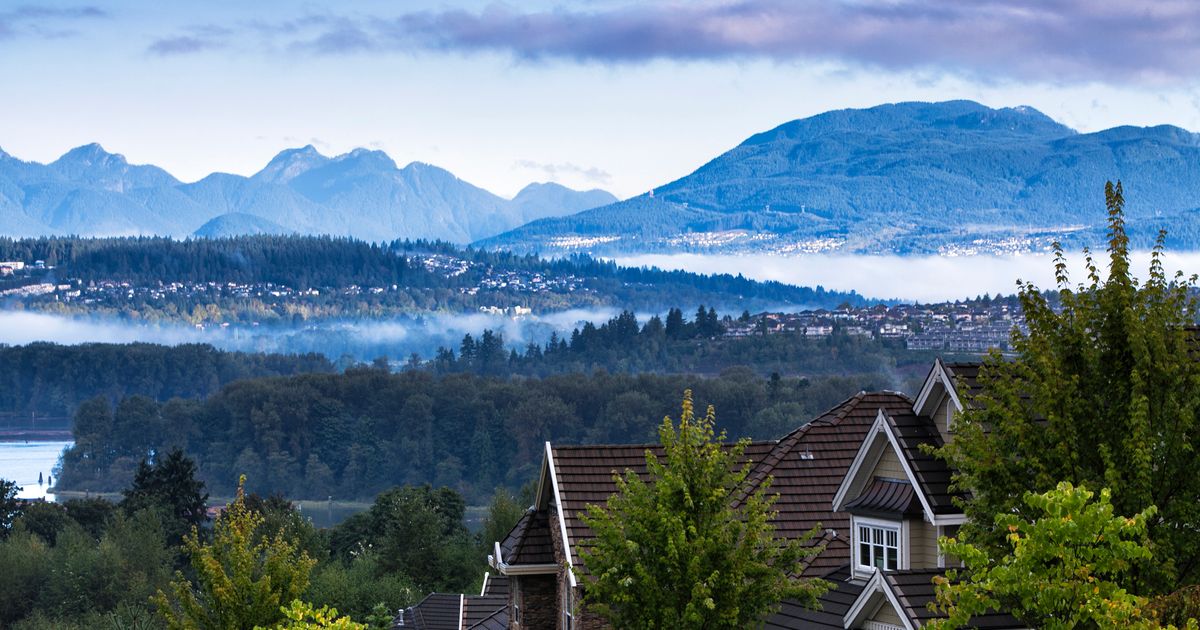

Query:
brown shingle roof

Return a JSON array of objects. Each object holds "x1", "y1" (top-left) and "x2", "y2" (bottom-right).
[
  {"x1": 398, "y1": 593, "x2": 459, "y2": 630},
  {"x1": 498, "y1": 509, "x2": 555, "y2": 566},
  {"x1": 465, "y1": 606, "x2": 508, "y2": 630},
  {"x1": 885, "y1": 410, "x2": 963, "y2": 515},
  {"x1": 764, "y1": 566, "x2": 865, "y2": 629},
  {"x1": 551, "y1": 392, "x2": 915, "y2": 576},
  {"x1": 885, "y1": 570, "x2": 1024, "y2": 629},
  {"x1": 461, "y1": 595, "x2": 507, "y2": 629},
  {"x1": 944, "y1": 361, "x2": 984, "y2": 408}
]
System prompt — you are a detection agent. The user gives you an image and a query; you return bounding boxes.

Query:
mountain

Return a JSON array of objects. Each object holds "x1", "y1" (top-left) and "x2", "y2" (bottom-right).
[
  {"x1": 0, "y1": 145, "x2": 616, "y2": 243},
  {"x1": 510, "y1": 182, "x2": 618, "y2": 223},
  {"x1": 480, "y1": 100, "x2": 1200, "y2": 255},
  {"x1": 194, "y1": 213, "x2": 292, "y2": 237}
]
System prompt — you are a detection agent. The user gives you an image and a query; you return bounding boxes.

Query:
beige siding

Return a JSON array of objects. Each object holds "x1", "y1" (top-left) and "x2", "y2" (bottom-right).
[
  {"x1": 907, "y1": 518, "x2": 940, "y2": 569},
  {"x1": 871, "y1": 446, "x2": 908, "y2": 480},
  {"x1": 869, "y1": 601, "x2": 906, "y2": 626},
  {"x1": 935, "y1": 395, "x2": 955, "y2": 445}
]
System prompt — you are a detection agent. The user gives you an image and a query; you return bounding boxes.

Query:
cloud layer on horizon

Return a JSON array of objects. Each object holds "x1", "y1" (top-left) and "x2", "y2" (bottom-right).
[{"x1": 145, "y1": 1, "x2": 1200, "y2": 85}]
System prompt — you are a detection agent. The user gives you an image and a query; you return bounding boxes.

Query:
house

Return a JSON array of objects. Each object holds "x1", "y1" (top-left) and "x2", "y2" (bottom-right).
[
  {"x1": 395, "y1": 574, "x2": 510, "y2": 629},
  {"x1": 400, "y1": 359, "x2": 1021, "y2": 629}
]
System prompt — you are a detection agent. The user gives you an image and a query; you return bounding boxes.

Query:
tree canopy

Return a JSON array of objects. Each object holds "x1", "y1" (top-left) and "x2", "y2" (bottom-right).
[
  {"x1": 929, "y1": 483, "x2": 1159, "y2": 630},
  {"x1": 579, "y1": 391, "x2": 828, "y2": 629},
  {"x1": 939, "y1": 182, "x2": 1200, "y2": 593}
]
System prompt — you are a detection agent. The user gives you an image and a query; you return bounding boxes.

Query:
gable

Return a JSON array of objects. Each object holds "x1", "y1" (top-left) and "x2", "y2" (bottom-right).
[{"x1": 833, "y1": 409, "x2": 965, "y2": 526}]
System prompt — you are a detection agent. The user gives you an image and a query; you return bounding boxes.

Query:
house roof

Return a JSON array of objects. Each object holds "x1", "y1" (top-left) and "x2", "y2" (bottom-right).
[
  {"x1": 763, "y1": 566, "x2": 866, "y2": 629},
  {"x1": 498, "y1": 509, "x2": 555, "y2": 566},
  {"x1": 844, "y1": 478, "x2": 922, "y2": 518},
  {"x1": 461, "y1": 595, "x2": 508, "y2": 629},
  {"x1": 883, "y1": 570, "x2": 1024, "y2": 629},
  {"x1": 884, "y1": 410, "x2": 962, "y2": 515},
  {"x1": 395, "y1": 591, "x2": 508, "y2": 630},
  {"x1": 549, "y1": 391, "x2": 916, "y2": 576},
  {"x1": 480, "y1": 574, "x2": 508, "y2": 597},
  {"x1": 397, "y1": 593, "x2": 460, "y2": 630},
  {"x1": 943, "y1": 361, "x2": 984, "y2": 409},
  {"x1": 465, "y1": 606, "x2": 508, "y2": 630}
]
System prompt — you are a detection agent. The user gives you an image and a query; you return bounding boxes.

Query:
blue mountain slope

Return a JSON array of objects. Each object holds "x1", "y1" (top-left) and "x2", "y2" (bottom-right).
[
  {"x1": 481, "y1": 101, "x2": 1200, "y2": 254},
  {"x1": 194, "y1": 212, "x2": 292, "y2": 237},
  {"x1": 0, "y1": 144, "x2": 615, "y2": 243}
]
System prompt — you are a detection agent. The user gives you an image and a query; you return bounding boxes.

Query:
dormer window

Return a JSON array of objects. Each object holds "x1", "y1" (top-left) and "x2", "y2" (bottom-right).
[{"x1": 856, "y1": 521, "x2": 899, "y2": 572}]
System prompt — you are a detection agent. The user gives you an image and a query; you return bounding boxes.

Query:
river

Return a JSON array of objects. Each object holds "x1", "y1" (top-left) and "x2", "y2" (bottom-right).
[{"x1": 0, "y1": 439, "x2": 72, "y2": 500}]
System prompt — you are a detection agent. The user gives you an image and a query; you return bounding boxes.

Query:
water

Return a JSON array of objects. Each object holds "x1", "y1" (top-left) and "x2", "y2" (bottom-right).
[{"x1": 0, "y1": 440, "x2": 72, "y2": 500}]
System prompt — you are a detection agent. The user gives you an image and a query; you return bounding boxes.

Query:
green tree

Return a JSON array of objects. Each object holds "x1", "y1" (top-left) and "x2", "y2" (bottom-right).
[
  {"x1": 257, "y1": 600, "x2": 366, "y2": 630},
  {"x1": 928, "y1": 483, "x2": 1165, "y2": 630},
  {"x1": 938, "y1": 182, "x2": 1200, "y2": 592},
  {"x1": 0, "y1": 478, "x2": 21, "y2": 539},
  {"x1": 476, "y1": 487, "x2": 525, "y2": 565},
  {"x1": 155, "y1": 477, "x2": 316, "y2": 630},
  {"x1": 578, "y1": 391, "x2": 827, "y2": 629},
  {"x1": 122, "y1": 448, "x2": 209, "y2": 547}
]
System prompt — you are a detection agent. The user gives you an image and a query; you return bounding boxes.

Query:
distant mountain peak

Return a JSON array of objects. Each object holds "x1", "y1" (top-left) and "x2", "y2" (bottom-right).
[
  {"x1": 254, "y1": 145, "x2": 332, "y2": 183},
  {"x1": 338, "y1": 148, "x2": 397, "y2": 171},
  {"x1": 58, "y1": 143, "x2": 124, "y2": 165}
]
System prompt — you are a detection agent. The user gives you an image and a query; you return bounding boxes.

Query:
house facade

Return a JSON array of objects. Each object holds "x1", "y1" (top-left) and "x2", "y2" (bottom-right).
[{"x1": 397, "y1": 359, "x2": 1022, "y2": 629}]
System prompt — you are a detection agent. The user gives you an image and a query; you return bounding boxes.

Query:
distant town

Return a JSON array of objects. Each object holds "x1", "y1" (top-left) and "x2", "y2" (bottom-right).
[{"x1": 1, "y1": 253, "x2": 1024, "y2": 353}]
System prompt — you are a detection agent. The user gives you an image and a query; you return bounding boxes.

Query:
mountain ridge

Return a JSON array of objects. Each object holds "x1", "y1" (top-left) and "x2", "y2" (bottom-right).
[
  {"x1": 0, "y1": 144, "x2": 617, "y2": 243},
  {"x1": 479, "y1": 100, "x2": 1200, "y2": 255}
]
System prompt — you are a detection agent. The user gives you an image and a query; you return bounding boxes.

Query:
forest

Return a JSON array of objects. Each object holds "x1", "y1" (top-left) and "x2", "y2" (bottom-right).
[
  {"x1": 1, "y1": 450, "x2": 510, "y2": 629},
  {"x1": 430, "y1": 307, "x2": 935, "y2": 378},
  {"x1": 0, "y1": 343, "x2": 333, "y2": 420},
  {"x1": 0, "y1": 307, "x2": 942, "y2": 419},
  {"x1": 56, "y1": 362, "x2": 911, "y2": 503}
]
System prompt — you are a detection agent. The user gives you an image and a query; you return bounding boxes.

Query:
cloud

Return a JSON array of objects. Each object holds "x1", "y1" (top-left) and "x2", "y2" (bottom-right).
[
  {"x1": 146, "y1": 23, "x2": 233, "y2": 56},
  {"x1": 147, "y1": 35, "x2": 222, "y2": 55},
  {"x1": 0, "y1": 4, "x2": 106, "y2": 40},
  {"x1": 224, "y1": 0, "x2": 1199, "y2": 85},
  {"x1": 515, "y1": 159, "x2": 613, "y2": 185},
  {"x1": 614, "y1": 250, "x2": 1200, "y2": 303}
]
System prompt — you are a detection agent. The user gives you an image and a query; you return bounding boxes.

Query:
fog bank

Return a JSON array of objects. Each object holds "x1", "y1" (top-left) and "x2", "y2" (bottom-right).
[{"x1": 615, "y1": 252, "x2": 1200, "y2": 302}]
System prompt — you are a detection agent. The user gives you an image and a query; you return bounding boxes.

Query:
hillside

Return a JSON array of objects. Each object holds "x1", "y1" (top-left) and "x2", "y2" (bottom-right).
[
  {"x1": 0, "y1": 144, "x2": 616, "y2": 243},
  {"x1": 480, "y1": 100, "x2": 1200, "y2": 255}
]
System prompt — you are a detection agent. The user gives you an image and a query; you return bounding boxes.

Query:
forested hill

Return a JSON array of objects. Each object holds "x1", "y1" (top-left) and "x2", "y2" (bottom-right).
[
  {"x1": 0, "y1": 235, "x2": 869, "y2": 316},
  {"x1": 0, "y1": 343, "x2": 333, "y2": 420},
  {"x1": 57, "y1": 362, "x2": 927, "y2": 502},
  {"x1": 481, "y1": 100, "x2": 1200, "y2": 255}
]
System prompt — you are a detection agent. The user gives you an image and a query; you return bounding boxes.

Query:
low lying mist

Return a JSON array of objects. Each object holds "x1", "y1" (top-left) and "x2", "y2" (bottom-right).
[
  {"x1": 615, "y1": 251, "x2": 1200, "y2": 302},
  {"x1": 0, "y1": 308, "x2": 624, "y2": 363}
]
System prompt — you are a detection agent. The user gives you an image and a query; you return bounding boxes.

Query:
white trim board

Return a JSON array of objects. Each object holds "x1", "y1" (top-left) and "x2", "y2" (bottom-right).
[
  {"x1": 545, "y1": 441, "x2": 577, "y2": 588},
  {"x1": 843, "y1": 569, "x2": 917, "y2": 630}
]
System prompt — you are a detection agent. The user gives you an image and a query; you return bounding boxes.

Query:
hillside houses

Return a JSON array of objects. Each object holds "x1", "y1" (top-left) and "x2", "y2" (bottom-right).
[
  {"x1": 724, "y1": 301, "x2": 1025, "y2": 354},
  {"x1": 397, "y1": 359, "x2": 1023, "y2": 629}
]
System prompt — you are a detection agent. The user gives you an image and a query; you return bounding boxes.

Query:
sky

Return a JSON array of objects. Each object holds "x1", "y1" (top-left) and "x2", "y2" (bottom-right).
[{"x1": 2, "y1": 0, "x2": 1199, "y2": 199}]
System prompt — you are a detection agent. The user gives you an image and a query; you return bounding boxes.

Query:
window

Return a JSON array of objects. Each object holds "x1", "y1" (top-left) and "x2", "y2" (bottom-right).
[{"x1": 857, "y1": 522, "x2": 899, "y2": 571}]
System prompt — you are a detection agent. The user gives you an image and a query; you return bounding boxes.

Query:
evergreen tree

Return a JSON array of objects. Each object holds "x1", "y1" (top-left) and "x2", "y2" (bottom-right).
[
  {"x1": 579, "y1": 391, "x2": 827, "y2": 628},
  {"x1": 664, "y1": 307, "x2": 686, "y2": 339},
  {"x1": 0, "y1": 479, "x2": 20, "y2": 539},
  {"x1": 121, "y1": 448, "x2": 209, "y2": 547}
]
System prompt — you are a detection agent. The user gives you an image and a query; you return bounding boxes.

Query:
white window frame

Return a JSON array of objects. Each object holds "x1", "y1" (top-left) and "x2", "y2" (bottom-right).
[{"x1": 854, "y1": 516, "x2": 901, "y2": 575}]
